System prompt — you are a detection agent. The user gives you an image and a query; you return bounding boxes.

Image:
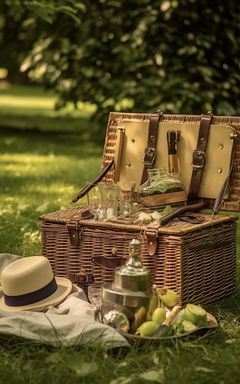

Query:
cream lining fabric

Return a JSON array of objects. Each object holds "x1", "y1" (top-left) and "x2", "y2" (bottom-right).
[
  {"x1": 0, "y1": 254, "x2": 129, "y2": 349},
  {"x1": 116, "y1": 120, "x2": 234, "y2": 198}
]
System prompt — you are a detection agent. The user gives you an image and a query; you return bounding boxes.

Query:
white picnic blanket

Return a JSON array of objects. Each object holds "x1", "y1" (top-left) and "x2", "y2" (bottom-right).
[{"x1": 0, "y1": 254, "x2": 129, "y2": 349}]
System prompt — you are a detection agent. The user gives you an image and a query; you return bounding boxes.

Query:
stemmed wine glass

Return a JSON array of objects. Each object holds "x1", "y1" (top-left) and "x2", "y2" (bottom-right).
[{"x1": 88, "y1": 285, "x2": 102, "y2": 321}]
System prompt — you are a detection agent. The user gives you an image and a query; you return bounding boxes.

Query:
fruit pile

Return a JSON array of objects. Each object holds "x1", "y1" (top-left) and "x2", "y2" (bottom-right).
[{"x1": 136, "y1": 287, "x2": 209, "y2": 338}]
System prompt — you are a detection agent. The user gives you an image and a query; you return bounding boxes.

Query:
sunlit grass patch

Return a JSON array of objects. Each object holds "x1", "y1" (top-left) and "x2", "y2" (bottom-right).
[
  {"x1": 0, "y1": 128, "x2": 102, "y2": 255},
  {"x1": 0, "y1": 93, "x2": 55, "y2": 109},
  {"x1": 0, "y1": 84, "x2": 99, "y2": 136},
  {"x1": 0, "y1": 84, "x2": 96, "y2": 115}
]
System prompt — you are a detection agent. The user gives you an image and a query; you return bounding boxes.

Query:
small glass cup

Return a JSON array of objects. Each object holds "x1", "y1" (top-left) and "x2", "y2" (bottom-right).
[
  {"x1": 88, "y1": 285, "x2": 102, "y2": 307},
  {"x1": 119, "y1": 182, "x2": 136, "y2": 217},
  {"x1": 87, "y1": 184, "x2": 105, "y2": 220},
  {"x1": 88, "y1": 285, "x2": 102, "y2": 321},
  {"x1": 98, "y1": 182, "x2": 120, "y2": 220}
]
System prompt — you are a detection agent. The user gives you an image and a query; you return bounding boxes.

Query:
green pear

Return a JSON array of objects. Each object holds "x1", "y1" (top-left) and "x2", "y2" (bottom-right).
[
  {"x1": 183, "y1": 304, "x2": 207, "y2": 326},
  {"x1": 157, "y1": 288, "x2": 180, "y2": 308},
  {"x1": 151, "y1": 307, "x2": 166, "y2": 325},
  {"x1": 137, "y1": 321, "x2": 159, "y2": 337},
  {"x1": 131, "y1": 306, "x2": 147, "y2": 332},
  {"x1": 181, "y1": 320, "x2": 198, "y2": 333}
]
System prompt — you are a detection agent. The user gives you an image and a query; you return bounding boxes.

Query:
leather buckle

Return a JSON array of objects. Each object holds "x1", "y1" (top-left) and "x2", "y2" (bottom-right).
[
  {"x1": 192, "y1": 150, "x2": 206, "y2": 169},
  {"x1": 145, "y1": 223, "x2": 159, "y2": 256},
  {"x1": 71, "y1": 271, "x2": 95, "y2": 286},
  {"x1": 66, "y1": 221, "x2": 80, "y2": 246},
  {"x1": 143, "y1": 147, "x2": 156, "y2": 166}
]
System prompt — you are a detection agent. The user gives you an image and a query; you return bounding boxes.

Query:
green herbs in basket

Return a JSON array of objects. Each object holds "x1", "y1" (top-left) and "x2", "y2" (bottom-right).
[{"x1": 139, "y1": 168, "x2": 184, "y2": 195}]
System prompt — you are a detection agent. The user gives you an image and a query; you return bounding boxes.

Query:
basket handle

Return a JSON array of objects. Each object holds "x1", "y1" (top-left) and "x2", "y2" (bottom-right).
[
  {"x1": 146, "y1": 201, "x2": 206, "y2": 256},
  {"x1": 68, "y1": 159, "x2": 114, "y2": 206},
  {"x1": 159, "y1": 201, "x2": 206, "y2": 226}
]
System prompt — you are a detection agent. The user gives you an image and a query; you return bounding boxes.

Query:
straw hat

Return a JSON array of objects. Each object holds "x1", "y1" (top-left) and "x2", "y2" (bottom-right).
[{"x1": 0, "y1": 256, "x2": 72, "y2": 312}]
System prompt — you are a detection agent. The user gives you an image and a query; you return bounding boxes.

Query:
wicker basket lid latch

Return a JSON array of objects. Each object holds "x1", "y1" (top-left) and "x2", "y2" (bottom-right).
[
  {"x1": 145, "y1": 201, "x2": 207, "y2": 256},
  {"x1": 66, "y1": 221, "x2": 82, "y2": 246},
  {"x1": 145, "y1": 223, "x2": 159, "y2": 256}
]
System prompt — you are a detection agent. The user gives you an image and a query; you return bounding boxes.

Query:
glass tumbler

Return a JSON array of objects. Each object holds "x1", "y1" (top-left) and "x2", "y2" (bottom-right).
[
  {"x1": 99, "y1": 183, "x2": 120, "y2": 220},
  {"x1": 88, "y1": 285, "x2": 102, "y2": 321},
  {"x1": 119, "y1": 182, "x2": 136, "y2": 217},
  {"x1": 88, "y1": 285, "x2": 102, "y2": 307},
  {"x1": 87, "y1": 183, "x2": 104, "y2": 220}
]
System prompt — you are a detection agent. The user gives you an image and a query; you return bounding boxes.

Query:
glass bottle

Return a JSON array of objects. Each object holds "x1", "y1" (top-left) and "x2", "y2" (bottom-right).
[
  {"x1": 139, "y1": 167, "x2": 183, "y2": 195},
  {"x1": 114, "y1": 239, "x2": 150, "y2": 292}
]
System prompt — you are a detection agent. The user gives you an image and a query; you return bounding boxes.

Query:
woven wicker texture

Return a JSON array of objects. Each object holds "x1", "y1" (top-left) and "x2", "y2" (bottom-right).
[
  {"x1": 41, "y1": 206, "x2": 235, "y2": 234},
  {"x1": 41, "y1": 209, "x2": 237, "y2": 305},
  {"x1": 40, "y1": 112, "x2": 239, "y2": 304},
  {"x1": 102, "y1": 112, "x2": 240, "y2": 211}
]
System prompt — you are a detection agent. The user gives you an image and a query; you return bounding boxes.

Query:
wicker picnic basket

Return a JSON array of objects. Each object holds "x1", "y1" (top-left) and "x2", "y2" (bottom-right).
[{"x1": 40, "y1": 112, "x2": 240, "y2": 305}]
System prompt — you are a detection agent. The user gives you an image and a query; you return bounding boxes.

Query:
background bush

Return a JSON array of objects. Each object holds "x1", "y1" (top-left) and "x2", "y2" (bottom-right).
[{"x1": 1, "y1": 0, "x2": 240, "y2": 129}]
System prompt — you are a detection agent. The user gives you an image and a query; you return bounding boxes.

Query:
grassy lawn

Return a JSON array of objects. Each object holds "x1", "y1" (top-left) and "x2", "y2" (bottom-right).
[
  {"x1": 0, "y1": 83, "x2": 101, "y2": 139},
  {"x1": 0, "y1": 84, "x2": 240, "y2": 384}
]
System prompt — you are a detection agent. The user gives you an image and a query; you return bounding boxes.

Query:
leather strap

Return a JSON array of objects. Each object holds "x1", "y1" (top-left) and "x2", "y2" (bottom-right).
[
  {"x1": 68, "y1": 159, "x2": 114, "y2": 206},
  {"x1": 159, "y1": 201, "x2": 206, "y2": 226},
  {"x1": 145, "y1": 223, "x2": 159, "y2": 256},
  {"x1": 66, "y1": 221, "x2": 83, "y2": 246},
  {"x1": 177, "y1": 213, "x2": 204, "y2": 224},
  {"x1": 187, "y1": 113, "x2": 213, "y2": 201},
  {"x1": 145, "y1": 201, "x2": 206, "y2": 255},
  {"x1": 71, "y1": 272, "x2": 95, "y2": 286},
  {"x1": 140, "y1": 113, "x2": 162, "y2": 185}
]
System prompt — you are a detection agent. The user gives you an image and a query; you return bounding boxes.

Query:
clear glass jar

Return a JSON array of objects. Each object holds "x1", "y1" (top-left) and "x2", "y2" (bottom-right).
[
  {"x1": 139, "y1": 168, "x2": 183, "y2": 195},
  {"x1": 98, "y1": 182, "x2": 121, "y2": 220}
]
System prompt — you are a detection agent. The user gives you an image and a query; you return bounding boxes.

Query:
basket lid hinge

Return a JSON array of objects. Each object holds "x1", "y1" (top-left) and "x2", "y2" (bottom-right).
[
  {"x1": 145, "y1": 223, "x2": 159, "y2": 256},
  {"x1": 66, "y1": 221, "x2": 83, "y2": 246}
]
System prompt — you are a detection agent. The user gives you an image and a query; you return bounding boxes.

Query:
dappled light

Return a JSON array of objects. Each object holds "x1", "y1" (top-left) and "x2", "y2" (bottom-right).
[
  {"x1": 0, "y1": 146, "x2": 96, "y2": 253},
  {"x1": 0, "y1": 2, "x2": 240, "y2": 383},
  {"x1": 0, "y1": 84, "x2": 96, "y2": 118},
  {"x1": 0, "y1": 78, "x2": 103, "y2": 259}
]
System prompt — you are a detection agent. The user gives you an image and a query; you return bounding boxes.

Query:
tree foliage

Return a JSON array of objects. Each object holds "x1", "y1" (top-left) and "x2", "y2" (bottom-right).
[
  {"x1": 2, "y1": 0, "x2": 240, "y2": 127},
  {"x1": 0, "y1": 1, "x2": 34, "y2": 82}
]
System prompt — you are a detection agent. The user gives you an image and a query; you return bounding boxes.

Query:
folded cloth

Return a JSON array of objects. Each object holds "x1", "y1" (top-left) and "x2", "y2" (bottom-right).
[{"x1": 0, "y1": 253, "x2": 129, "y2": 349}]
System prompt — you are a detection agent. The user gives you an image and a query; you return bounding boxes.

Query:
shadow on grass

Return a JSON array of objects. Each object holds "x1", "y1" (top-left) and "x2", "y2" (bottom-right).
[
  {"x1": 206, "y1": 286, "x2": 240, "y2": 316},
  {"x1": 0, "y1": 113, "x2": 106, "y2": 145},
  {"x1": 0, "y1": 127, "x2": 104, "y2": 158},
  {"x1": 201, "y1": 286, "x2": 240, "y2": 345}
]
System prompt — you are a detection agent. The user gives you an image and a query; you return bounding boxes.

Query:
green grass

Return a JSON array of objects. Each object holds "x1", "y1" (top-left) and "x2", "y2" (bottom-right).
[
  {"x1": 0, "y1": 83, "x2": 104, "y2": 254},
  {"x1": 0, "y1": 84, "x2": 240, "y2": 384},
  {"x1": 0, "y1": 83, "x2": 102, "y2": 140},
  {"x1": 0, "y1": 128, "x2": 103, "y2": 255}
]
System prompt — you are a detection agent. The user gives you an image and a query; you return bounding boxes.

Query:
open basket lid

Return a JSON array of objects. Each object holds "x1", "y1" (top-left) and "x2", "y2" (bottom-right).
[{"x1": 102, "y1": 112, "x2": 240, "y2": 211}]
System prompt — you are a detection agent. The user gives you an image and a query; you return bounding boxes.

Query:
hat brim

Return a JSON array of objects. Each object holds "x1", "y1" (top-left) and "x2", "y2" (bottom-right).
[{"x1": 0, "y1": 277, "x2": 72, "y2": 312}]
